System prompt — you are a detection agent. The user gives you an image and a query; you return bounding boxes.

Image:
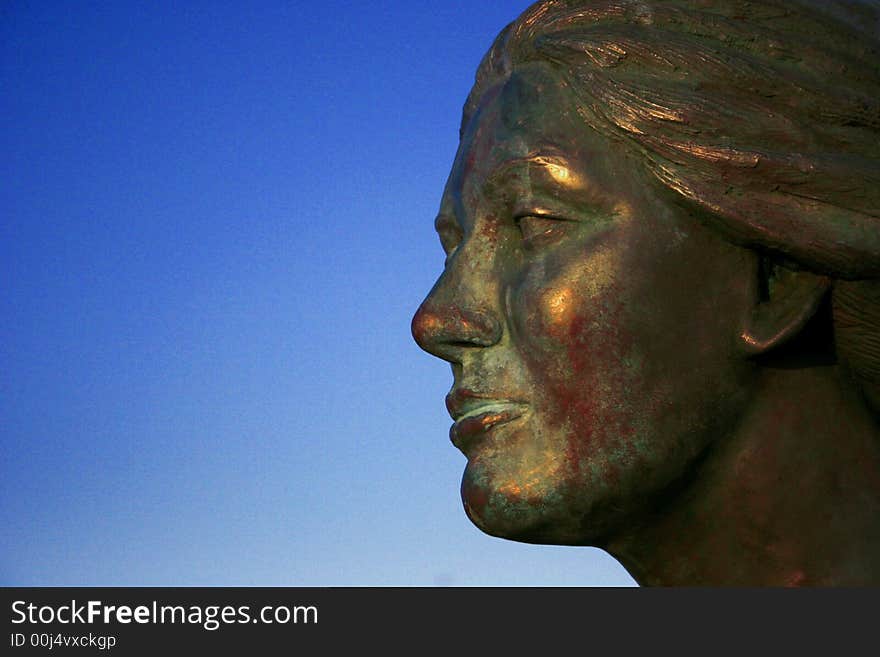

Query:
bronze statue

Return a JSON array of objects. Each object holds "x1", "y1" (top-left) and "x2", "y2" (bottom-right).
[{"x1": 411, "y1": 0, "x2": 880, "y2": 586}]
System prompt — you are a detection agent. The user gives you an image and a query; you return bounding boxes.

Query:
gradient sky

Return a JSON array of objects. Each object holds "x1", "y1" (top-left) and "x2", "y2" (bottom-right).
[{"x1": 2, "y1": 1, "x2": 635, "y2": 586}]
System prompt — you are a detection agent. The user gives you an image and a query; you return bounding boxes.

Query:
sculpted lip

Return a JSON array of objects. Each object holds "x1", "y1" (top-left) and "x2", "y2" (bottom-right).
[
  {"x1": 446, "y1": 390, "x2": 528, "y2": 453},
  {"x1": 446, "y1": 388, "x2": 522, "y2": 419}
]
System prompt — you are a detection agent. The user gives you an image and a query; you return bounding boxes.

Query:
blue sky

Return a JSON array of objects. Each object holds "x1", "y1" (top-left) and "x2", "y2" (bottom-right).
[{"x1": 1, "y1": 1, "x2": 635, "y2": 586}]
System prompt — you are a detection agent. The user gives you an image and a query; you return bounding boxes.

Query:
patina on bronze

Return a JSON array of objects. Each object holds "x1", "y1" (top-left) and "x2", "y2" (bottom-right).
[{"x1": 412, "y1": 0, "x2": 880, "y2": 586}]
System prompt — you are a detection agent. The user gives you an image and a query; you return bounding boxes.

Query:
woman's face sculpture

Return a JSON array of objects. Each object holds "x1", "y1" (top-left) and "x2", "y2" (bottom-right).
[{"x1": 412, "y1": 61, "x2": 762, "y2": 546}]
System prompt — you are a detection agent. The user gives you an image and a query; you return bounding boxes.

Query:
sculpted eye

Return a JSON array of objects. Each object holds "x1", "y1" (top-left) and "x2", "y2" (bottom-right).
[{"x1": 516, "y1": 214, "x2": 568, "y2": 248}]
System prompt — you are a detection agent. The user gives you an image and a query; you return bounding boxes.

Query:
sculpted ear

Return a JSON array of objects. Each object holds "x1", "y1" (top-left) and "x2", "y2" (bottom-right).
[{"x1": 739, "y1": 258, "x2": 832, "y2": 356}]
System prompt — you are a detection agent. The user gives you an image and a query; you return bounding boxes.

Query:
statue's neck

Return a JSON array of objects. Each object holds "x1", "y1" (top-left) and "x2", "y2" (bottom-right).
[{"x1": 607, "y1": 365, "x2": 880, "y2": 586}]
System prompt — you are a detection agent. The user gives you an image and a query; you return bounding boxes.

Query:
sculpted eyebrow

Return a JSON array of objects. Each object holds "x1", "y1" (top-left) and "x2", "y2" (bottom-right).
[
  {"x1": 485, "y1": 152, "x2": 576, "y2": 185},
  {"x1": 484, "y1": 152, "x2": 619, "y2": 212}
]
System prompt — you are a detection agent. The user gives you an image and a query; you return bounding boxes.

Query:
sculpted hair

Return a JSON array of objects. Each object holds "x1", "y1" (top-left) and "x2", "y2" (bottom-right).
[{"x1": 464, "y1": 0, "x2": 880, "y2": 411}]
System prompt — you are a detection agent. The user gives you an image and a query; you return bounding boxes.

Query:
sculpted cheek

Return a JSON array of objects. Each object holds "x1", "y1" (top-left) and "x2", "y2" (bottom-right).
[
  {"x1": 528, "y1": 242, "x2": 621, "y2": 365},
  {"x1": 559, "y1": 296, "x2": 638, "y2": 494},
  {"x1": 478, "y1": 219, "x2": 500, "y2": 248},
  {"x1": 517, "y1": 240, "x2": 640, "y2": 497},
  {"x1": 540, "y1": 286, "x2": 577, "y2": 336},
  {"x1": 531, "y1": 244, "x2": 618, "y2": 336}
]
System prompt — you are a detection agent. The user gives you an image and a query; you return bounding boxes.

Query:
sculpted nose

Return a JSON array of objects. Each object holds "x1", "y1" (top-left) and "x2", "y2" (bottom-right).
[{"x1": 411, "y1": 297, "x2": 502, "y2": 362}]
